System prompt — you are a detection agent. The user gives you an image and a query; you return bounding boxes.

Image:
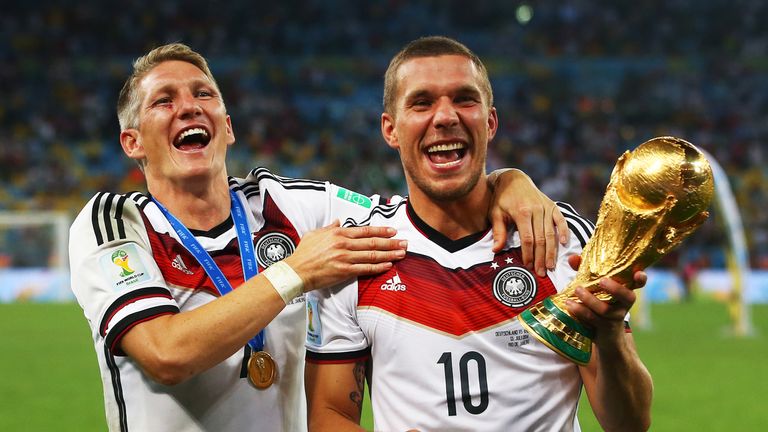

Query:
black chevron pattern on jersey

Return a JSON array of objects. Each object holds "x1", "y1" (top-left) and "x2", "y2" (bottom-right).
[
  {"x1": 127, "y1": 191, "x2": 150, "y2": 210},
  {"x1": 238, "y1": 168, "x2": 327, "y2": 200},
  {"x1": 340, "y1": 199, "x2": 404, "y2": 228},
  {"x1": 91, "y1": 192, "x2": 128, "y2": 246},
  {"x1": 556, "y1": 201, "x2": 595, "y2": 248},
  {"x1": 227, "y1": 176, "x2": 248, "y2": 194}
]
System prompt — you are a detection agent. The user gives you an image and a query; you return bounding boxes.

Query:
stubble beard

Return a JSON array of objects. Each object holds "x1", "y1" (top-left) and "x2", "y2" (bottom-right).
[{"x1": 409, "y1": 167, "x2": 483, "y2": 203}]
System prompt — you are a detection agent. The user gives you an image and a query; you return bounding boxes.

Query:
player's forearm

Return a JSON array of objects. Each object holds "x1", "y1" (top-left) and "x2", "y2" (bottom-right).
[
  {"x1": 588, "y1": 340, "x2": 653, "y2": 432},
  {"x1": 306, "y1": 361, "x2": 367, "y2": 432},
  {"x1": 121, "y1": 273, "x2": 289, "y2": 385}
]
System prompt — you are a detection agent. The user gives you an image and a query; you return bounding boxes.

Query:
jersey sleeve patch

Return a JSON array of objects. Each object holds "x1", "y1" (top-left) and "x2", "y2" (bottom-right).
[
  {"x1": 336, "y1": 187, "x2": 372, "y2": 208},
  {"x1": 97, "y1": 243, "x2": 156, "y2": 291},
  {"x1": 306, "y1": 295, "x2": 323, "y2": 346}
]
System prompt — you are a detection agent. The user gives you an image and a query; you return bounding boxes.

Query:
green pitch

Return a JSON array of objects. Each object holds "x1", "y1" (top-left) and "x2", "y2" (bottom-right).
[{"x1": 1, "y1": 301, "x2": 766, "y2": 431}]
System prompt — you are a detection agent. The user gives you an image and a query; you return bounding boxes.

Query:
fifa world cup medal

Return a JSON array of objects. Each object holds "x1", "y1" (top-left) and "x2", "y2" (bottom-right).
[{"x1": 248, "y1": 351, "x2": 277, "y2": 389}]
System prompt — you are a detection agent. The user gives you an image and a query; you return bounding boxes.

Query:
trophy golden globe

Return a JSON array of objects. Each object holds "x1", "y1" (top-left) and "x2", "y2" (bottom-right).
[{"x1": 519, "y1": 136, "x2": 714, "y2": 365}]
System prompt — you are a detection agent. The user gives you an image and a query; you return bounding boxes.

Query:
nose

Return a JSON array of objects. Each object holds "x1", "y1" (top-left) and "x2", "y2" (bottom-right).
[
  {"x1": 432, "y1": 97, "x2": 459, "y2": 129},
  {"x1": 178, "y1": 91, "x2": 203, "y2": 119}
]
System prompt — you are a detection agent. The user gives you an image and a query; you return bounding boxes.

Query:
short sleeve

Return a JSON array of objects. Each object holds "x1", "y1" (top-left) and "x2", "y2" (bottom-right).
[
  {"x1": 68, "y1": 193, "x2": 179, "y2": 354},
  {"x1": 304, "y1": 281, "x2": 369, "y2": 363}
]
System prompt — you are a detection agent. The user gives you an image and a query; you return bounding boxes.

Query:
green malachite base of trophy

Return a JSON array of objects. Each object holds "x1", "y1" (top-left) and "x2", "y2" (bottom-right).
[
  {"x1": 519, "y1": 298, "x2": 596, "y2": 365},
  {"x1": 519, "y1": 136, "x2": 714, "y2": 365}
]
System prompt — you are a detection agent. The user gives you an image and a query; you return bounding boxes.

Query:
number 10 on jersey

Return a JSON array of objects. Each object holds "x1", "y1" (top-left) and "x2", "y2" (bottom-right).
[{"x1": 437, "y1": 351, "x2": 489, "y2": 416}]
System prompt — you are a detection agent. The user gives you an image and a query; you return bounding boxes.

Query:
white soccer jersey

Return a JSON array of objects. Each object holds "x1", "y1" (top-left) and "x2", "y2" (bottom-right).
[
  {"x1": 69, "y1": 167, "x2": 387, "y2": 432},
  {"x1": 306, "y1": 201, "x2": 598, "y2": 432}
]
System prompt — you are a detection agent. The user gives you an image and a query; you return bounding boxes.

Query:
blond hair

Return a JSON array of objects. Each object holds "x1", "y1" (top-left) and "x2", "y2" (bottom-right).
[{"x1": 116, "y1": 43, "x2": 220, "y2": 130}]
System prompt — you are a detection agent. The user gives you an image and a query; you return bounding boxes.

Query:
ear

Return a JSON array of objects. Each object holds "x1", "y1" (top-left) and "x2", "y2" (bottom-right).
[
  {"x1": 225, "y1": 115, "x2": 235, "y2": 146},
  {"x1": 487, "y1": 106, "x2": 499, "y2": 141},
  {"x1": 120, "y1": 129, "x2": 145, "y2": 161},
  {"x1": 381, "y1": 112, "x2": 399, "y2": 150}
]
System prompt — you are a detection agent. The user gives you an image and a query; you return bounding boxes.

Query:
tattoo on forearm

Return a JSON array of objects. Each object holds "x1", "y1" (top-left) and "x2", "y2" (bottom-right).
[{"x1": 349, "y1": 361, "x2": 366, "y2": 411}]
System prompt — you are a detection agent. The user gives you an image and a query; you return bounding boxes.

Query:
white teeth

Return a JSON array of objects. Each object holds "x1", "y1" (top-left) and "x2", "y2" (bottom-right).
[
  {"x1": 427, "y1": 142, "x2": 464, "y2": 153},
  {"x1": 176, "y1": 128, "x2": 208, "y2": 143}
]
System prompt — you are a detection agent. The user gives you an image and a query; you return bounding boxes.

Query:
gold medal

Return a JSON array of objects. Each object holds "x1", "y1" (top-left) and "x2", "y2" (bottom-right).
[{"x1": 247, "y1": 351, "x2": 277, "y2": 389}]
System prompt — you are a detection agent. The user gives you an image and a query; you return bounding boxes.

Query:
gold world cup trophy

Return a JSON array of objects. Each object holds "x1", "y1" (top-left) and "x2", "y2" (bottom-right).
[{"x1": 519, "y1": 136, "x2": 715, "y2": 365}]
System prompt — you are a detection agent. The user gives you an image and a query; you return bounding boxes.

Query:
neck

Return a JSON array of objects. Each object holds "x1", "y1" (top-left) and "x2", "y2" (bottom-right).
[
  {"x1": 407, "y1": 181, "x2": 492, "y2": 240},
  {"x1": 148, "y1": 176, "x2": 231, "y2": 231}
]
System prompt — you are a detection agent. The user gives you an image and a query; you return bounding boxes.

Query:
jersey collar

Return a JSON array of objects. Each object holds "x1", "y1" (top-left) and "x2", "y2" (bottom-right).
[{"x1": 405, "y1": 201, "x2": 489, "y2": 253}]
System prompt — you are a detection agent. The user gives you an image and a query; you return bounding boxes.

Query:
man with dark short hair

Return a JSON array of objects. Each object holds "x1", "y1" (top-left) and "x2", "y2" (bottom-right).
[{"x1": 305, "y1": 36, "x2": 653, "y2": 432}]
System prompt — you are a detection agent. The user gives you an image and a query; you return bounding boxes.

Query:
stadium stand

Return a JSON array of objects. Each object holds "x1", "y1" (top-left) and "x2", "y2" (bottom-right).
[{"x1": 1, "y1": 0, "x2": 766, "y2": 270}]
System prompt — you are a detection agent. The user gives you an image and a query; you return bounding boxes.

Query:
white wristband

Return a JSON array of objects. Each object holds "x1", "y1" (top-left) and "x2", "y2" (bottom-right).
[{"x1": 263, "y1": 261, "x2": 304, "y2": 305}]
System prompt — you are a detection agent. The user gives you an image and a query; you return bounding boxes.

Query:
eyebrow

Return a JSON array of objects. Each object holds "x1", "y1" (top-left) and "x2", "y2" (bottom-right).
[
  {"x1": 148, "y1": 77, "x2": 214, "y2": 95},
  {"x1": 453, "y1": 85, "x2": 483, "y2": 98},
  {"x1": 404, "y1": 89, "x2": 432, "y2": 101},
  {"x1": 144, "y1": 79, "x2": 219, "y2": 103},
  {"x1": 404, "y1": 84, "x2": 482, "y2": 102}
]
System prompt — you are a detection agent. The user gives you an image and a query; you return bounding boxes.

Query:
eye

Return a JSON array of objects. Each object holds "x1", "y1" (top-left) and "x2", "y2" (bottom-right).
[
  {"x1": 411, "y1": 99, "x2": 432, "y2": 109},
  {"x1": 152, "y1": 96, "x2": 172, "y2": 106},
  {"x1": 455, "y1": 95, "x2": 479, "y2": 106},
  {"x1": 197, "y1": 90, "x2": 213, "y2": 98}
]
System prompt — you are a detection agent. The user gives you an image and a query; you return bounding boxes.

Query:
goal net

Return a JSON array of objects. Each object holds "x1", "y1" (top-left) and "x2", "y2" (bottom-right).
[{"x1": 0, "y1": 211, "x2": 72, "y2": 302}]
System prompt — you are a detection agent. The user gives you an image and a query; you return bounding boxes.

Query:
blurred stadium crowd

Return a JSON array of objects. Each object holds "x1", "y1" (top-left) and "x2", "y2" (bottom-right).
[{"x1": 1, "y1": 0, "x2": 766, "y2": 270}]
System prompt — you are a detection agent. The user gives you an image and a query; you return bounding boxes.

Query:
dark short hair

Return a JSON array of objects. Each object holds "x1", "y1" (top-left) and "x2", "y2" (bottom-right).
[{"x1": 383, "y1": 36, "x2": 493, "y2": 116}]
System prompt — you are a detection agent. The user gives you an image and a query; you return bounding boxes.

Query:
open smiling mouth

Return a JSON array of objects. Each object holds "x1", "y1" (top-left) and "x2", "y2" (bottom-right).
[
  {"x1": 174, "y1": 127, "x2": 211, "y2": 151},
  {"x1": 426, "y1": 142, "x2": 467, "y2": 167}
]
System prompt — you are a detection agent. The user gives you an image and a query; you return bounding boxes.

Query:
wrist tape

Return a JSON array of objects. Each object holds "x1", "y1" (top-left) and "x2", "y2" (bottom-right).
[{"x1": 263, "y1": 261, "x2": 304, "y2": 304}]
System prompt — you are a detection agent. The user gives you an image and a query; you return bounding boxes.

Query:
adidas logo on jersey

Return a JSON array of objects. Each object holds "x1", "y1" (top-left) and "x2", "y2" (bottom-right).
[
  {"x1": 171, "y1": 254, "x2": 194, "y2": 275},
  {"x1": 380, "y1": 273, "x2": 407, "y2": 291}
]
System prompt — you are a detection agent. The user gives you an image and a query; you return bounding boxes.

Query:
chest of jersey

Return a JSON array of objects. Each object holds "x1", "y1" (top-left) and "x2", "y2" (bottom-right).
[
  {"x1": 140, "y1": 194, "x2": 301, "y2": 300},
  {"x1": 357, "y1": 248, "x2": 556, "y2": 337},
  {"x1": 354, "y1": 232, "x2": 581, "y2": 430}
]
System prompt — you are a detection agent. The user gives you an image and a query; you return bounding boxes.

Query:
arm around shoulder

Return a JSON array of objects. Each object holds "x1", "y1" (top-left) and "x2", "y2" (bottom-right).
[{"x1": 486, "y1": 168, "x2": 570, "y2": 276}]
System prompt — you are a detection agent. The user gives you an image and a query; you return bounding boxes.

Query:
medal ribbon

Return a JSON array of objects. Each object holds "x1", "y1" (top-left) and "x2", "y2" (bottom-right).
[{"x1": 152, "y1": 190, "x2": 264, "y2": 352}]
